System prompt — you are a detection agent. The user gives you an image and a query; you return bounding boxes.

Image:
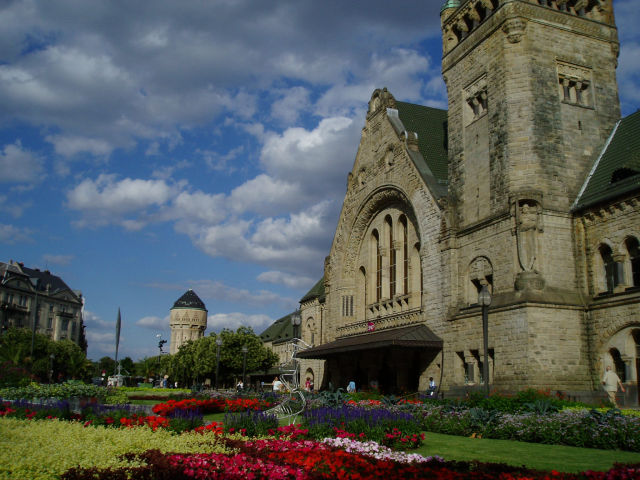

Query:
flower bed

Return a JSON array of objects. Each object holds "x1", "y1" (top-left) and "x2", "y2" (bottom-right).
[
  {"x1": 58, "y1": 436, "x2": 640, "y2": 480},
  {"x1": 152, "y1": 397, "x2": 273, "y2": 416},
  {"x1": 303, "y1": 405, "x2": 423, "y2": 448},
  {"x1": 1, "y1": 399, "x2": 205, "y2": 433},
  {"x1": 417, "y1": 404, "x2": 640, "y2": 452}
]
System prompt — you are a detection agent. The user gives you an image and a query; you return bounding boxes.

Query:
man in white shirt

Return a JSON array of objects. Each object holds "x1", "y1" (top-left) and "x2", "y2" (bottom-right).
[{"x1": 602, "y1": 365, "x2": 625, "y2": 407}]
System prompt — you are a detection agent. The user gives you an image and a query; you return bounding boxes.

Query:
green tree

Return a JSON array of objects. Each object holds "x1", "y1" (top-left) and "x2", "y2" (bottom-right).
[
  {"x1": 50, "y1": 339, "x2": 90, "y2": 381},
  {"x1": 167, "y1": 326, "x2": 278, "y2": 388},
  {"x1": 118, "y1": 356, "x2": 135, "y2": 376}
]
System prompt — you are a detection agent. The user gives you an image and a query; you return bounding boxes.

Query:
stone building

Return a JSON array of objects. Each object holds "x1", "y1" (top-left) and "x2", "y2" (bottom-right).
[
  {"x1": 0, "y1": 260, "x2": 85, "y2": 348},
  {"x1": 169, "y1": 289, "x2": 208, "y2": 354},
  {"x1": 298, "y1": 0, "x2": 640, "y2": 405}
]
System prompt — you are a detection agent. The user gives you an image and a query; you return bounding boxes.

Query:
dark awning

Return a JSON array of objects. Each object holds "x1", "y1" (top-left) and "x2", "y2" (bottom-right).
[{"x1": 296, "y1": 324, "x2": 442, "y2": 359}]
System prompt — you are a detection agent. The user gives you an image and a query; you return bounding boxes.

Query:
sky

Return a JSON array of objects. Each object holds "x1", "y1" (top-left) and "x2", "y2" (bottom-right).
[{"x1": 1, "y1": 1, "x2": 639, "y2": 362}]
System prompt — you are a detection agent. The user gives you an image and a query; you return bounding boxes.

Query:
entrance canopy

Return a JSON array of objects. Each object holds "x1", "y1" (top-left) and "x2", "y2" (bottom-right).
[{"x1": 296, "y1": 324, "x2": 442, "y2": 359}]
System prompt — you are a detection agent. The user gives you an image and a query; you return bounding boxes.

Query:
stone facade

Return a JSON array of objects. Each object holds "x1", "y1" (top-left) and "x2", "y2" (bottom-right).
[{"x1": 298, "y1": 0, "x2": 640, "y2": 404}]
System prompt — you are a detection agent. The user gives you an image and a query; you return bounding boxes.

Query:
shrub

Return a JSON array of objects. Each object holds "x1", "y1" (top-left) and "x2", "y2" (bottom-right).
[{"x1": 0, "y1": 417, "x2": 229, "y2": 480}]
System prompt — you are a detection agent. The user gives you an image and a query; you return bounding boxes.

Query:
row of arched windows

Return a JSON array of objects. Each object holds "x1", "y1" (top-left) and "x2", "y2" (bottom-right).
[
  {"x1": 597, "y1": 237, "x2": 640, "y2": 294},
  {"x1": 370, "y1": 215, "x2": 412, "y2": 304}
]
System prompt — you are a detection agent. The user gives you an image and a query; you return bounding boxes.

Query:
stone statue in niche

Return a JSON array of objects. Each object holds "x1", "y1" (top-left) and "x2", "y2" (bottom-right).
[{"x1": 515, "y1": 201, "x2": 542, "y2": 272}]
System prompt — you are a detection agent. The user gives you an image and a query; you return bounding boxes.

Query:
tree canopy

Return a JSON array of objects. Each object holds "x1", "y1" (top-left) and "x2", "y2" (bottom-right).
[{"x1": 169, "y1": 326, "x2": 279, "y2": 387}]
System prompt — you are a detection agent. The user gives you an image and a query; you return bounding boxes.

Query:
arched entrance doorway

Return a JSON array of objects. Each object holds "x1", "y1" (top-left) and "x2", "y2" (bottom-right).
[{"x1": 600, "y1": 325, "x2": 640, "y2": 407}]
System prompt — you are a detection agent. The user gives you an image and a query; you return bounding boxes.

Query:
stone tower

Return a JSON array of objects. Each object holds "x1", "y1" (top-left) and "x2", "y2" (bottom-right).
[
  {"x1": 169, "y1": 289, "x2": 208, "y2": 354},
  {"x1": 440, "y1": 0, "x2": 621, "y2": 391}
]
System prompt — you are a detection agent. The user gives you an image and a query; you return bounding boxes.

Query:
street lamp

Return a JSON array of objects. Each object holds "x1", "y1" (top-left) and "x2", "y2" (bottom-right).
[
  {"x1": 241, "y1": 345, "x2": 248, "y2": 389},
  {"x1": 291, "y1": 310, "x2": 301, "y2": 340},
  {"x1": 478, "y1": 284, "x2": 492, "y2": 398},
  {"x1": 215, "y1": 337, "x2": 222, "y2": 390},
  {"x1": 49, "y1": 354, "x2": 55, "y2": 384}
]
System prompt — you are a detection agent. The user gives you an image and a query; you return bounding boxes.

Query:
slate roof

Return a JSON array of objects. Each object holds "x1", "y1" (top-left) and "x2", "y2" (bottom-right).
[
  {"x1": 300, "y1": 277, "x2": 325, "y2": 304},
  {"x1": 259, "y1": 311, "x2": 295, "y2": 343},
  {"x1": 574, "y1": 110, "x2": 640, "y2": 211},
  {"x1": 395, "y1": 102, "x2": 449, "y2": 185},
  {"x1": 296, "y1": 324, "x2": 443, "y2": 359},
  {"x1": 172, "y1": 289, "x2": 207, "y2": 311},
  {"x1": 21, "y1": 266, "x2": 73, "y2": 293}
]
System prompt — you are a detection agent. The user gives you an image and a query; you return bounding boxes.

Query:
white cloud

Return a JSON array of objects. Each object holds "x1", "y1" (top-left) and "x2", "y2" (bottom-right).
[
  {"x1": 0, "y1": 195, "x2": 31, "y2": 218},
  {"x1": 190, "y1": 279, "x2": 297, "y2": 309},
  {"x1": 172, "y1": 191, "x2": 227, "y2": 226},
  {"x1": 66, "y1": 174, "x2": 178, "y2": 228},
  {"x1": 207, "y1": 312, "x2": 273, "y2": 333},
  {"x1": 230, "y1": 174, "x2": 303, "y2": 216},
  {"x1": 0, "y1": 223, "x2": 33, "y2": 244},
  {"x1": 42, "y1": 254, "x2": 74, "y2": 266},
  {"x1": 257, "y1": 270, "x2": 316, "y2": 289},
  {"x1": 0, "y1": 141, "x2": 44, "y2": 183},
  {"x1": 270, "y1": 86, "x2": 311, "y2": 124},
  {"x1": 46, "y1": 135, "x2": 115, "y2": 157},
  {"x1": 137, "y1": 315, "x2": 169, "y2": 330}
]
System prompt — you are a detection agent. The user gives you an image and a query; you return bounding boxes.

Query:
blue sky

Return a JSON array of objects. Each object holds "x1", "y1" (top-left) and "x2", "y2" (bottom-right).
[{"x1": 1, "y1": 1, "x2": 639, "y2": 361}]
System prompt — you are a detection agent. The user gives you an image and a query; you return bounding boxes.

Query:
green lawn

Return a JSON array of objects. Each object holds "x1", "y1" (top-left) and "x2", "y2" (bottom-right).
[{"x1": 417, "y1": 432, "x2": 640, "y2": 473}]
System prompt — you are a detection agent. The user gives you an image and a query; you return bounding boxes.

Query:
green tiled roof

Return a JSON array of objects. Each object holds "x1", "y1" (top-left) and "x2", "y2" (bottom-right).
[
  {"x1": 574, "y1": 110, "x2": 640, "y2": 211},
  {"x1": 259, "y1": 312, "x2": 294, "y2": 343},
  {"x1": 300, "y1": 277, "x2": 325, "y2": 303},
  {"x1": 395, "y1": 101, "x2": 449, "y2": 185}
]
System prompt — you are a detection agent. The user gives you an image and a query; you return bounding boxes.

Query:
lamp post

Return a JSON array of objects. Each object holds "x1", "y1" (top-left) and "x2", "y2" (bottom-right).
[
  {"x1": 49, "y1": 353, "x2": 55, "y2": 384},
  {"x1": 291, "y1": 309, "x2": 301, "y2": 340},
  {"x1": 478, "y1": 284, "x2": 492, "y2": 398},
  {"x1": 30, "y1": 286, "x2": 39, "y2": 357},
  {"x1": 241, "y1": 345, "x2": 248, "y2": 389},
  {"x1": 215, "y1": 337, "x2": 222, "y2": 390}
]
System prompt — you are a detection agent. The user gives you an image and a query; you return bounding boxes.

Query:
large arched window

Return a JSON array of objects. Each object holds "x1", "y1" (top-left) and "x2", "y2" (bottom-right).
[
  {"x1": 400, "y1": 215, "x2": 408, "y2": 295},
  {"x1": 600, "y1": 244, "x2": 616, "y2": 293},
  {"x1": 372, "y1": 230, "x2": 382, "y2": 302},
  {"x1": 386, "y1": 216, "x2": 396, "y2": 297},
  {"x1": 625, "y1": 237, "x2": 640, "y2": 288}
]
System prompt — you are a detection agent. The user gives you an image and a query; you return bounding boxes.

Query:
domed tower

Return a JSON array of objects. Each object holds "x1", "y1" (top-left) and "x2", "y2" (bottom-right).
[{"x1": 169, "y1": 289, "x2": 208, "y2": 354}]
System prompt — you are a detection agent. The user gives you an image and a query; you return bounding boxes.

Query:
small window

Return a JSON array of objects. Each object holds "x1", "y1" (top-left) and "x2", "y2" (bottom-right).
[{"x1": 611, "y1": 168, "x2": 639, "y2": 183}]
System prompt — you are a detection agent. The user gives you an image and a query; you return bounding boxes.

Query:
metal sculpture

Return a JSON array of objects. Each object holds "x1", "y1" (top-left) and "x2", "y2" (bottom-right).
[{"x1": 266, "y1": 337, "x2": 310, "y2": 424}]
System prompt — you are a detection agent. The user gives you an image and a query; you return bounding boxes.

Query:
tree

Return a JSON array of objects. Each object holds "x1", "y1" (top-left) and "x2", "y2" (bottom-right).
[
  {"x1": 167, "y1": 326, "x2": 278, "y2": 387},
  {"x1": 215, "y1": 326, "x2": 278, "y2": 386},
  {"x1": 119, "y1": 356, "x2": 135, "y2": 376},
  {"x1": 50, "y1": 339, "x2": 90, "y2": 381}
]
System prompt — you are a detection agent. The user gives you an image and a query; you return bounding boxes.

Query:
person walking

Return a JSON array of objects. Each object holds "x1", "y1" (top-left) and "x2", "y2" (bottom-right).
[{"x1": 602, "y1": 365, "x2": 625, "y2": 407}]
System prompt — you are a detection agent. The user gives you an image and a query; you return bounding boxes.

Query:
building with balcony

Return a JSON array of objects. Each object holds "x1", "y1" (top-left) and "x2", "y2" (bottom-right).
[{"x1": 0, "y1": 260, "x2": 85, "y2": 348}]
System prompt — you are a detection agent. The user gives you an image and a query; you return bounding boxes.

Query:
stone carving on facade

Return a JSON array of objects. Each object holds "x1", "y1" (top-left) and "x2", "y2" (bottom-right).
[
  {"x1": 464, "y1": 75, "x2": 488, "y2": 124},
  {"x1": 367, "y1": 88, "x2": 396, "y2": 119},
  {"x1": 502, "y1": 17, "x2": 527, "y2": 44},
  {"x1": 514, "y1": 200, "x2": 542, "y2": 272}
]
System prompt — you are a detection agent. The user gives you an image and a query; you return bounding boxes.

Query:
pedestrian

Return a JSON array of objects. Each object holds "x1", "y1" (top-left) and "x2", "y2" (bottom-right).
[
  {"x1": 347, "y1": 380, "x2": 356, "y2": 393},
  {"x1": 272, "y1": 376, "x2": 283, "y2": 392},
  {"x1": 602, "y1": 365, "x2": 625, "y2": 407},
  {"x1": 428, "y1": 377, "x2": 436, "y2": 397}
]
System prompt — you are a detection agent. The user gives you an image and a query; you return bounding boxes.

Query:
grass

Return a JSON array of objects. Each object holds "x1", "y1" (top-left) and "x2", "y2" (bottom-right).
[{"x1": 416, "y1": 431, "x2": 640, "y2": 473}]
